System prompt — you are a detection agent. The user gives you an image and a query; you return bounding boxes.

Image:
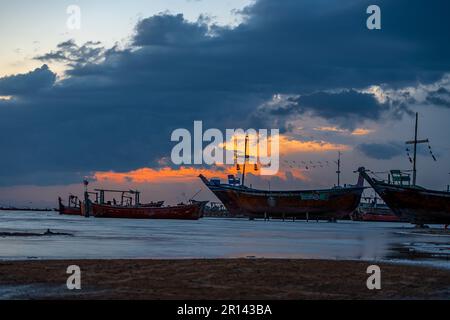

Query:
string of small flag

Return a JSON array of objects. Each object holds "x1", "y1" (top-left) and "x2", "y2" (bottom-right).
[
  {"x1": 428, "y1": 143, "x2": 437, "y2": 161},
  {"x1": 281, "y1": 159, "x2": 331, "y2": 170},
  {"x1": 233, "y1": 159, "x2": 332, "y2": 172},
  {"x1": 406, "y1": 142, "x2": 437, "y2": 163},
  {"x1": 405, "y1": 148, "x2": 413, "y2": 163}
]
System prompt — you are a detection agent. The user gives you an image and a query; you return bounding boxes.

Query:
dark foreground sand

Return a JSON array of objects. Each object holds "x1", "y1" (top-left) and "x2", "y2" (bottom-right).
[{"x1": 0, "y1": 259, "x2": 449, "y2": 299}]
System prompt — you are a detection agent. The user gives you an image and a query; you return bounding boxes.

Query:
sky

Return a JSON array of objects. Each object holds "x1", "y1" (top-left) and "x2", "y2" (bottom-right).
[{"x1": 1, "y1": 0, "x2": 450, "y2": 207}]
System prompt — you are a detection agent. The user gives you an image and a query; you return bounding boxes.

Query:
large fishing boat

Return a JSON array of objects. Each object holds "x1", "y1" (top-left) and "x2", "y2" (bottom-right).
[
  {"x1": 86, "y1": 201, "x2": 206, "y2": 220},
  {"x1": 199, "y1": 174, "x2": 364, "y2": 220},
  {"x1": 199, "y1": 139, "x2": 364, "y2": 220},
  {"x1": 357, "y1": 168, "x2": 450, "y2": 225},
  {"x1": 357, "y1": 113, "x2": 450, "y2": 226}
]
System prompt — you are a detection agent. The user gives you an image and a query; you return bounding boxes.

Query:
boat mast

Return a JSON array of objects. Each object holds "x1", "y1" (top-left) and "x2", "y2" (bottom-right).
[
  {"x1": 241, "y1": 134, "x2": 249, "y2": 187},
  {"x1": 447, "y1": 173, "x2": 450, "y2": 192},
  {"x1": 83, "y1": 179, "x2": 90, "y2": 218},
  {"x1": 336, "y1": 151, "x2": 341, "y2": 187},
  {"x1": 405, "y1": 112, "x2": 429, "y2": 186}
]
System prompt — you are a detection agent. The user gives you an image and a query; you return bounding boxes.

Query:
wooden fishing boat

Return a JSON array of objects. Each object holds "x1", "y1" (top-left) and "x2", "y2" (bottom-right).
[
  {"x1": 352, "y1": 196, "x2": 403, "y2": 222},
  {"x1": 84, "y1": 200, "x2": 207, "y2": 220},
  {"x1": 200, "y1": 135, "x2": 364, "y2": 220},
  {"x1": 360, "y1": 212, "x2": 401, "y2": 222},
  {"x1": 353, "y1": 197, "x2": 402, "y2": 222},
  {"x1": 357, "y1": 113, "x2": 450, "y2": 226},
  {"x1": 199, "y1": 174, "x2": 364, "y2": 220},
  {"x1": 58, "y1": 196, "x2": 82, "y2": 216},
  {"x1": 357, "y1": 167, "x2": 450, "y2": 225}
]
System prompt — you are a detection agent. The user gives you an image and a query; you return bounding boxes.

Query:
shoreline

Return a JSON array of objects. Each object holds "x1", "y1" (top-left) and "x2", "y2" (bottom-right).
[{"x1": 1, "y1": 258, "x2": 449, "y2": 300}]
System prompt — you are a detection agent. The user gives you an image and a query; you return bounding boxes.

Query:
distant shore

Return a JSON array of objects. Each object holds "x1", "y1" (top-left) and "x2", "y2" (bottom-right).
[
  {"x1": 0, "y1": 207, "x2": 55, "y2": 212},
  {"x1": 0, "y1": 259, "x2": 449, "y2": 299}
]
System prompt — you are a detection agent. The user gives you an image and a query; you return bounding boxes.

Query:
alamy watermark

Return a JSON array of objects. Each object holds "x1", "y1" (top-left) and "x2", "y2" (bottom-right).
[
  {"x1": 366, "y1": 5, "x2": 381, "y2": 30},
  {"x1": 66, "y1": 265, "x2": 81, "y2": 290},
  {"x1": 171, "y1": 121, "x2": 280, "y2": 175},
  {"x1": 66, "y1": 5, "x2": 81, "y2": 30},
  {"x1": 366, "y1": 265, "x2": 381, "y2": 290}
]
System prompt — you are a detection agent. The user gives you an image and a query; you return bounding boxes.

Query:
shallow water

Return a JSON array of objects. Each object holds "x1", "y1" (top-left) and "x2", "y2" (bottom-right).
[{"x1": 0, "y1": 211, "x2": 449, "y2": 269}]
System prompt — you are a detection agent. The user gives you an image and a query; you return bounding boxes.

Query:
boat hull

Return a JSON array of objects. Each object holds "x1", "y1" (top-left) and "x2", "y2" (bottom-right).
[
  {"x1": 89, "y1": 202, "x2": 206, "y2": 220},
  {"x1": 199, "y1": 176, "x2": 363, "y2": 220},
  {"x1": 59, "y1": 205, "x2": 82, "y2": 215},
  {"x1": 370, "y1": 184, "x2": 450, "y2": 224},
  {"x1": 355, "y1": 203, "x2": 402, "y2": 222},
  {"x1": 359, "y1": 212, "x2": 402, "y2": 222},
  {"x1": 358, "y1": 167, "x2": 450, "y2": 225},
  {"x1": 58, "y1": 198, "x2": 82, "y2": 216}
]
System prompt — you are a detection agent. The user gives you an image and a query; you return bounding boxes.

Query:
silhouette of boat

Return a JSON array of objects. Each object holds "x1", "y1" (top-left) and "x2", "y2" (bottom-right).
[
  {"x1": 357, "y1": 113, "x2": 450, "y2": 226},
  {"x1": 58, "y1": 196, "x2": 82, "y2": 216},
  {"x1": 86, "y1": 201, "x2": 206, "y2": 220},
  {"x1": 81, "y1": 188, "x2": 206, "y2": 220},
  {"x1": 200, "y1": 136, "x2": 364, "y2": 220},
  {"x1": 199, "y1": 174, "x2": 364, "y2": 220},
  {"x1": 357, "y1": 168, "x2": 450, "y2": 225},
  {"x1": 353, "y1": 196, "x2": 403, "y2": 222}
]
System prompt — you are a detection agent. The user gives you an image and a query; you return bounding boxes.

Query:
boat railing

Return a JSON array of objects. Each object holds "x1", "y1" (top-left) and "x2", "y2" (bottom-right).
[{"x1": 389, "y1": 170, "x2": 411, "y2": 186}]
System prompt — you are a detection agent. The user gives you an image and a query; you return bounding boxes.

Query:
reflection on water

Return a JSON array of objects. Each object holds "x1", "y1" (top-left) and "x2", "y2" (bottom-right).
[{"x1": 0, "y1": 211, "x2": 448, "y2": 268}]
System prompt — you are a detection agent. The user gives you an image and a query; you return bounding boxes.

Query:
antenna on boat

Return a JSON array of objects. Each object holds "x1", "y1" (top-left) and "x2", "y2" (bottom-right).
[
  {"x1": 405, "y1": 112, "x2": 429, "y2": 186},
  {"x1": 241, "y1": 134, "x2": 249, "y2": 187}
]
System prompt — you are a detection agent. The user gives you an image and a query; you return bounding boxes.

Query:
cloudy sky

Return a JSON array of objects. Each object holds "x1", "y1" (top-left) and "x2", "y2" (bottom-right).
[{"x1": 1, "y1": 0, "x2": 450, "y2": 207}]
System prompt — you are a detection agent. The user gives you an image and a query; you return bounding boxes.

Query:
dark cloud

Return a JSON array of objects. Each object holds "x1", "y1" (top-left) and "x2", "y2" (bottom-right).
[
  {"x1": 1, "y1": 0, "x2": 450, "y2": 185},
  {"x1": 251, "y1": 90, "x2": 394, "y2": 131},
  {"x1": 35, "y1": 40, "x2": 105, "y2": 67},
  {"x1": 0, "y1": 65, "x2": 56, "y2": 95},
  {"x1": 356, "y1": 142, "x2": 404, "y2": 160},
  {"x1": 133, "y1": 14, "x2": 212, "y2": 47},
  {"x1": 292, "y1": 90, "x2": 389, "y2": 129},
  {"x1": 425, "y1": 87, "x2": 450, "y2": 108}
]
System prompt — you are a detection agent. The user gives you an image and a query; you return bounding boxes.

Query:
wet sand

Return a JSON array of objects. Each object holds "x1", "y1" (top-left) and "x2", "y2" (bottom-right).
[{"x1": 0, "y1": 259, "x2": 449, "y2": 299}]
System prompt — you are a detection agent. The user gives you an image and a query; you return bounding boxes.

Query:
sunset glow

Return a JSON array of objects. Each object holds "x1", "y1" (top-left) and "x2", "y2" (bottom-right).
[{"x1": 314, "y1": 126, "x2": 374, "y2": 136}]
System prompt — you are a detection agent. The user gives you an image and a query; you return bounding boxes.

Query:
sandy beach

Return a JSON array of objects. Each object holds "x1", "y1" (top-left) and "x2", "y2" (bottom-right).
[{"x1": 0, "y1": 259, "x2": 449, "y2": 300}]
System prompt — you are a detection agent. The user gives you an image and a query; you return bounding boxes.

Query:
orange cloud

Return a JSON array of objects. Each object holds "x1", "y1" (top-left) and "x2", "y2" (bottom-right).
[
  {"x1": 279, "y1": 135, "x2": 350, "y2": 154},
  {"x1": 94, "y1": 134, "x2": 344, "y2": 184},
  {"x1": 351, "y1": 128, "x2": 374, "y2": 136},
  {"x1": 94, "y1": 164, "x2": 308, "y2": 185},
  {"x1": 314, "y1": 126, "x2": 373, "y2": 136},
  {"x1": 222, "y1": 133, "x2": 350, "y2": 156},
  {"x1": 94, "y1": 166, "x2": 231, "y2": 184}
]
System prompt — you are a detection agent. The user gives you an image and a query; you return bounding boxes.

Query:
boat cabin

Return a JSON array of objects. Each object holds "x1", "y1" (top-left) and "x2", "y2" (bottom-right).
[{"x1": 389, "y1": 170, "x2": 411, "y2": 186}]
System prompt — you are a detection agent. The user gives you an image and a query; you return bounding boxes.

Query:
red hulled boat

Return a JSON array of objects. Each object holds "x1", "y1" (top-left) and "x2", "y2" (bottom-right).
[
  {"x1": 358, "y1": 167, "x2": 450, "y2": 225},
  {"x1": 199, "y1": 174, "x2": 364, "y2": 220},
  {"x1": 354, "y1": 197, "x2": 402, "y2": 222},
  {"x1": 85, "y1": 200, "x2": 206, "y2": 220},
  {"x1": 58, "y1": 196, "x2": 82, "y2": 216},
  {"x1": 357, "y1": 113, "x2": 450, "y2": 226}
]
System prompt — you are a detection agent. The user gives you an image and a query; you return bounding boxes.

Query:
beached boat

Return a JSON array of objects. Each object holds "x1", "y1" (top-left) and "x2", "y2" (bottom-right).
[
  {"x1": 357, "y1": 167, "x2": 450, "y2": 225},
  {"x1": 85, "y1": 200, "x2": 206, "y2": 220},
  {"x1": 353, "y1": 197, "x2": 402, "y2": 222},
  {"x1": 58, "y1": 196, "x2": 82, "y2": 216},
  {"x1": 199, "y1": 174, "x2": 364, "y2": 220},
  {"x1": 357, "y1": 113, "x2": 450, "y2": 226},
  {"x1": 200, "y1": 135, "x2": 364, "y2": 220},
  {"x1": 79, "y1": 188, "x2": 205, "y2": 220}
]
